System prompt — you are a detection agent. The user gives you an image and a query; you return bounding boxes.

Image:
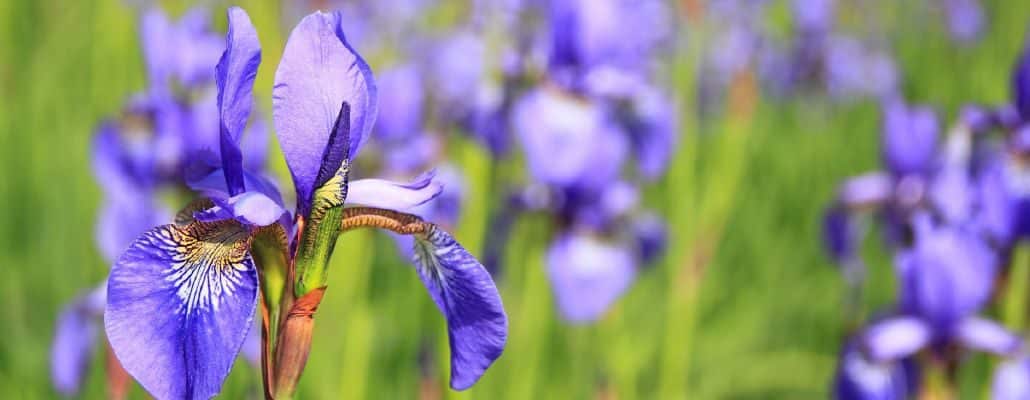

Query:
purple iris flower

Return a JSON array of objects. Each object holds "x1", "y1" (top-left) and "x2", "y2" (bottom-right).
[
  {"x1": 103, "y1": 8, "x2": 507, "y2": 398},
  {"x1": 511, "y1": 84, "x2": 668, "y2": 321},
  {"x1": 859, "y1": 216, "x2": 1020, "y2": 363}
]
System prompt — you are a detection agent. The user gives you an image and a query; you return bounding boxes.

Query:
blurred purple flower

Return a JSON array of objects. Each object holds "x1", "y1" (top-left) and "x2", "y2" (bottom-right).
[
  {"x1": 943, "y1": 0, "x2": 984, "y2": 43},
  {"x1": 375, "y1": 64, "x2": 424, "y2": 143},
  {"x1": 1012, "y1": 42, "x2": 1030, "y2": 122},
  {"x1": 514, "y1": 88, "x2": 627, "y2": 189},
  {"x1": 793, "y1": 0, "x2": 836, "y2": 35},
  {"x1": 140, "y1": 7, "x2": 223, "y2": 92},
  {"x1": 833, "y1": 340, "x2": 919, "y2": 400},
  {"x1": 993, "y1": 358, "x2": 1030, "y2": 400},
  {"x1": 824, "y1": 36, "x2": 898, "y2": 100},
  {"x1": 895, "y1": 216, "x2": 997, "y2": 331},
  {"x1": 881, "y1": 99, "x2": 940, "y2": 178},
  {"x1": 547, "y1": 231, "x2": 637, "y2": 323},
  {"x1": 51, "y1": 285, "x2": 106, "y2": 396}
]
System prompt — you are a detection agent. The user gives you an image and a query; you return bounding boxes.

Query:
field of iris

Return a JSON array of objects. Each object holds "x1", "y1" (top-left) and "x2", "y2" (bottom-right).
[{"x1": 4, "y1": 0, "x2": 1030, "y2": 399}]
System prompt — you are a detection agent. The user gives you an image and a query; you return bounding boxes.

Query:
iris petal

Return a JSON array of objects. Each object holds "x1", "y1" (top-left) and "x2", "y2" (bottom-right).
[
  {"x1": 863, "y1": 317, "x2": 930, "y2": 362},
  {"x1": 273, "y1": 10, "x2": 377, "y2": 214},
  {"x1": 957, "y1": 317, "x2": 1023, "y2": 356},
  {"x1": 105, "y1": 221, "x2": 258, "y2": 400},
  {"x1": 347, "y1": 173, "x2": 443, "y2": 212},
  {"x1": 413, "y1": 227, "x2": 507, "y2": 390},
  {"x1": 216, "y1": 7, "x2": 261, "y2": 195}
]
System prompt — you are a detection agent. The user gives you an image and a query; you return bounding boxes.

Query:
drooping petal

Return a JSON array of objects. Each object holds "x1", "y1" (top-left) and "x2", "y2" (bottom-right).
[
  {"x1": 863, "y1": 317, "x2": 931, "y2": 362},
  {"x1": 346, "y1": 173, "x2": 443, "y2": 212},
  {"x1": 51, "y1": 285, "x2": 105, "y2": 396},
  {"x1": 216, "y1": 7, "x2": 262, "y2": 195},
  {"x1": 834, "y1": 340, "x2": 919, "y2": 400},
  {"x1": 993, "y1": 358, "x2": 1030, "y2": 400},
  {"x1": 957, "y1": 317, "x2": 1023, "y2": 356},
  {"x1": 273, "y1": 10, "x2": 377, "y2": 212},
  {"x1": 105, "y1": 221, "x2": 258, "y2": 400},
  {"x1": 412, "y1": 227, "x2": 507, "y2": 390},
  {"x1": 837, "y1": 172, "x2": 892, "y2": 207},
  {"x1": 546, "y1": 232, "x2": 637, "y2": 323}
]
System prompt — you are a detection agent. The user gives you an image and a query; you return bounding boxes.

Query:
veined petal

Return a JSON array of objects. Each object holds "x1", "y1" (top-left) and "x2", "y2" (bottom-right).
[
  {"x1": 105, "y1": 221, "x2": 258, "y2": 400},
  {"x1": 957, "y1": 317, "x2": 1023, "y2": 356},
  {"x1": 863, "y1": 317, "x2": 931, "y2": 362},
  {"x1": 347, "y1": 173, "x2": 443, "y2": 212},
  {"x1": 546, "y1": 232, "x2": 637, "y2": 323},
  {"x1": 413, "y1": 227, "x2": 507, "y2": 390},
  {"x1": 273, "y1": 10, "x2": 377, "y2": 213}
]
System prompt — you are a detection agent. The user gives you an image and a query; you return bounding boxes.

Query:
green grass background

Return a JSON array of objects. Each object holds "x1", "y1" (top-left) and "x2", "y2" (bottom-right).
[{"x1": 2, "y1": 0, "x2": 1030, "y2": 398}]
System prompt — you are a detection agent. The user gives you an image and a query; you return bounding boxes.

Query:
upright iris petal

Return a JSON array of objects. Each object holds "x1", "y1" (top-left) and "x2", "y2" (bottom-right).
[
  {"x1": 413, "y1": 227, "x2": 507, "y2": 390},
  {"x1": 215, "y1": 7, "x2": 262, "y2": 196},
  {"x1": 833, "y1": 341, "x2": 918, "y2": 400},
  {"x1": 273, "y1": 10, "x2": 377, "y2": 214},
  {"x1": 105, "y1": 221, "x2": 259, "y2": 400},
  {"x1": 881, "y1": 99, "x2": 939, "y2": 178}
]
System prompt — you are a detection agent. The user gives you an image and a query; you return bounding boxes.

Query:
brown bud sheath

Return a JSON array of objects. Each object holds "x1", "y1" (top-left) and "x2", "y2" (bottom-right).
[{"x1": 272, "y1": 287, "x2": 326, "y2": 399}]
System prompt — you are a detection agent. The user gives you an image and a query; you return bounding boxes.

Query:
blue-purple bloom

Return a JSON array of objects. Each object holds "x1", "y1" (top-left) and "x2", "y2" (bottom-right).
[{"x1": 103, "y1": 8, "x2": 506, "y2": 398}]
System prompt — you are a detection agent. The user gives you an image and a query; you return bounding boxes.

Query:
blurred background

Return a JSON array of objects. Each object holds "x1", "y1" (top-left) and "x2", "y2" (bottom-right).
[{"x1": 4, "y1": 0, "x2": 1030, "y2": 398}]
